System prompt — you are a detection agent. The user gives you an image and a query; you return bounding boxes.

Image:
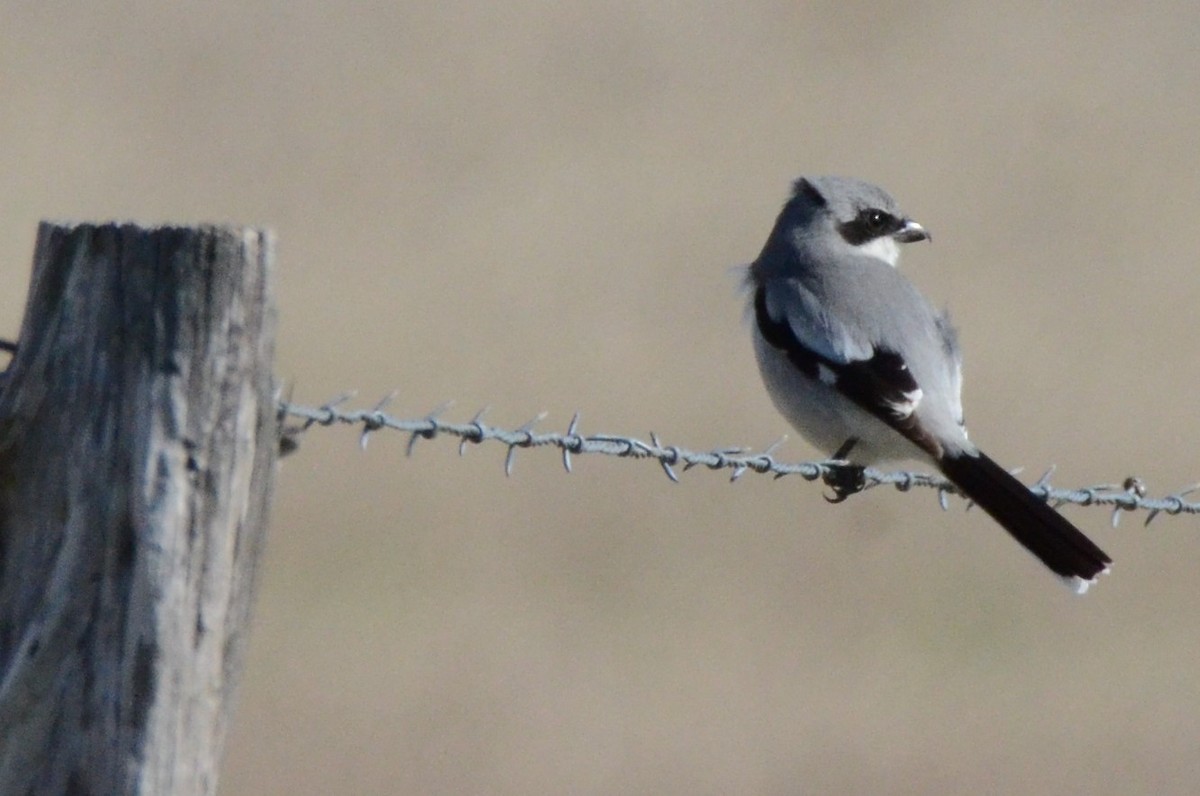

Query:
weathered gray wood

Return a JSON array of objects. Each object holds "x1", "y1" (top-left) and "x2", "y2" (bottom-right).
[{"x1": 0, "y1": 223, "x2": 278, "y2": 795}]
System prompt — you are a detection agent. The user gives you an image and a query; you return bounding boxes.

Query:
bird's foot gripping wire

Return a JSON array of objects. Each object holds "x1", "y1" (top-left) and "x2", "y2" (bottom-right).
[
  {"x1": 822, "y1": 463, "x2": 866, "y2": 503},
  {"x1": 822, "y1": 438, "x2": 865, "y2": 503}
]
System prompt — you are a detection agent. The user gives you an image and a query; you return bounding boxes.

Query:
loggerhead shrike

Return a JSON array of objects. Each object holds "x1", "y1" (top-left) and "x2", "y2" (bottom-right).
[{"x1": 745, "y1": 176, "x2": 1111, "y2": 592}]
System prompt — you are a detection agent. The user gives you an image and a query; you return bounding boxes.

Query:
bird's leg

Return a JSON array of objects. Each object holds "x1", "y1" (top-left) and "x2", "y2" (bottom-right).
[
  {"x1": 823, "y1": 437, "x2": 866, "y2": 503},
  {"x1": 831, "y1": 438, "x2": 857, "y2": 461}
]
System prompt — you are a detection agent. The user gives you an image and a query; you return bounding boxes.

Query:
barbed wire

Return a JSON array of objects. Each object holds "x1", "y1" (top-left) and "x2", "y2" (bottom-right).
[{"x1": 277, "y1": 395, "x2": 1198, "y2": 528}]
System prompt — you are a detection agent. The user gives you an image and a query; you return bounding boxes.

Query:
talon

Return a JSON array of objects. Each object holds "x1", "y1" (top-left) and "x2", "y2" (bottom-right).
[{"x1": 822, "y1": 463, "x2": 866, "y2": 503}]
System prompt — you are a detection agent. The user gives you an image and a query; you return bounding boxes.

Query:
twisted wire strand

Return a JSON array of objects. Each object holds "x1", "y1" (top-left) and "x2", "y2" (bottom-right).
[{"x1": 277, "y1": 398, "x2": 1198, "y2": 527}]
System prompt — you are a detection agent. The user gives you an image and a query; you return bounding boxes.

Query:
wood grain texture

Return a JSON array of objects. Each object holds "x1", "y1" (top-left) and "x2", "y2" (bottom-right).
[{"x1": 0, "y1": 223, "x2": 278, "y2": 795}]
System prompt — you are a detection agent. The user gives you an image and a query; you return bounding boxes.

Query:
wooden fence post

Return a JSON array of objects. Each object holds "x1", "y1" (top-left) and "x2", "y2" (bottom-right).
[{"x1": 0, "y1": 223, "x2": 278, "y2": 794}]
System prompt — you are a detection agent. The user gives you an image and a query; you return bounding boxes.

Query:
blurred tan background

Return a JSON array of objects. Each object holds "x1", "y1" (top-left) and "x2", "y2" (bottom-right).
[{"x1": 4, "y1": 2, "x2": 1200, "y2": 794}]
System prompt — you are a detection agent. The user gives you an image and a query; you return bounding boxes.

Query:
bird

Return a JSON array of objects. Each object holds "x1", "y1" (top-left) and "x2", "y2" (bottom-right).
[{"x1": 744, "y1": 175, "x2": 1111, "y2": 592}]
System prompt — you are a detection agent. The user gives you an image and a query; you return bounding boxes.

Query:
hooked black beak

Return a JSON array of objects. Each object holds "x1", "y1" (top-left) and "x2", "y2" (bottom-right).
[{"x1": 895, "y1": 220, "x2": 930, "y2": 244}]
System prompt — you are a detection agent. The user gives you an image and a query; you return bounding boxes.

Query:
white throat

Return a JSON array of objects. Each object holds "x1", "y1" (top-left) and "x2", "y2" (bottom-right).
[{"x1": 856, "y1": 236, "x2": 900, "y2": 267}]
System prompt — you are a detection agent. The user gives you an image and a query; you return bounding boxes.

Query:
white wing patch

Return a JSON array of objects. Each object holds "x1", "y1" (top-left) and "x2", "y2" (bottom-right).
[
  {"x1": 816, "y1": 363, "x2": 838, "y2": 386},
  {"x1": 887, "y1": 386, "x2": 923, "y2": 419}
]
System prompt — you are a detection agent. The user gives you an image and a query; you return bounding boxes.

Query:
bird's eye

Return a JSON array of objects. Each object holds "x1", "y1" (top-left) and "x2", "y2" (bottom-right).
[{"x1": 862, "y1": 209, "x2": 889, "y2": 232}]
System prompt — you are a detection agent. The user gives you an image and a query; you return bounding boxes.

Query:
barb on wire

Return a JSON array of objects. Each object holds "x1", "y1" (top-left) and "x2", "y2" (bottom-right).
[{"x1": 276, "y1": 399, "x2": 1200, "y2": 525}]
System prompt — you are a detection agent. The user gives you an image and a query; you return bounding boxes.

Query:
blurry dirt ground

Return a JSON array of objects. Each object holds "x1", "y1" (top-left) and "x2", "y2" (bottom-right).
[{"x1": 3, "y1": 4, "x2": 1199, "y2": 794}]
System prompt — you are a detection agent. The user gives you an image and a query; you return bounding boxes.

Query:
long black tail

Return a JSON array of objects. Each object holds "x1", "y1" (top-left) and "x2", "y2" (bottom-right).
[{"x1": 939, "y1": 450, "x2": 1111, "y2": 592}]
